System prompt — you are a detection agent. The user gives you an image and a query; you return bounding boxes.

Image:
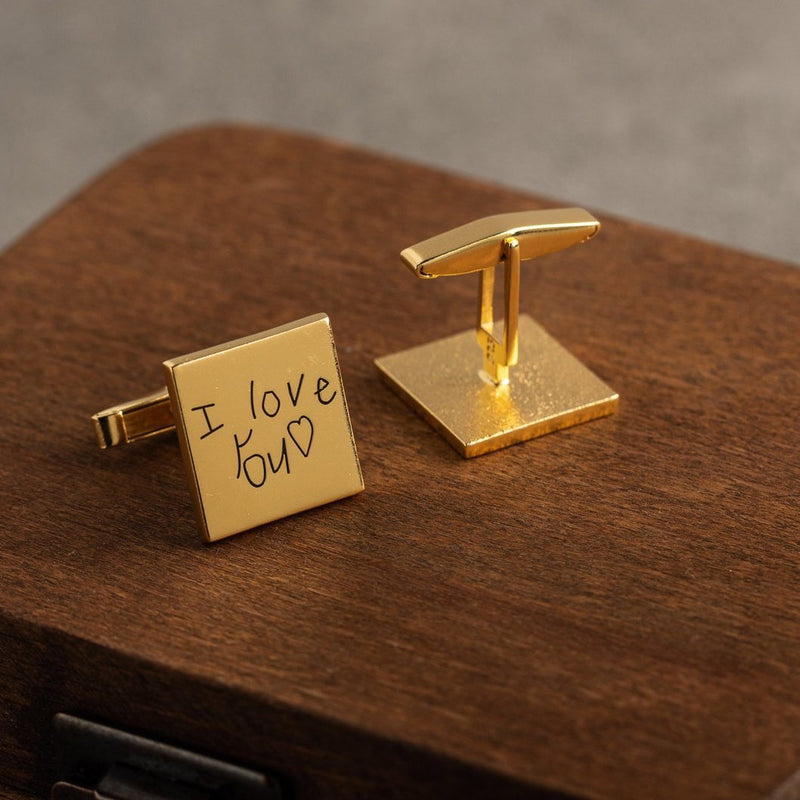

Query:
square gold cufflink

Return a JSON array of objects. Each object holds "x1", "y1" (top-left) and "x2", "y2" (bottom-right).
[
  {"x1": 375, "y1": 209, "x2": 618, "y2": 457},
  {"x1": 93, "y1": 313, "x2": 364, "y2": 542}
]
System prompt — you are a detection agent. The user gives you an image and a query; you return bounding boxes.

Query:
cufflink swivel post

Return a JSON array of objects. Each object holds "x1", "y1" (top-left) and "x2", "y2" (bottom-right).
[{"x1": 375, "y1": 209, "x2": 618, "y2": 457}]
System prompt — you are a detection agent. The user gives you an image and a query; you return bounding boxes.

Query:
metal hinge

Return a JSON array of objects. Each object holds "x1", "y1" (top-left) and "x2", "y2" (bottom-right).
[{"x1": 52, "y1": 714, "x2": 284, "y2": 800}]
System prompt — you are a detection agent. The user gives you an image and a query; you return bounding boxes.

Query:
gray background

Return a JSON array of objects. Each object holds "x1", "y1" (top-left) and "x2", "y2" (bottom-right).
[{"x1": 1, "y1": 1, "x2": 799, "y2": 264}]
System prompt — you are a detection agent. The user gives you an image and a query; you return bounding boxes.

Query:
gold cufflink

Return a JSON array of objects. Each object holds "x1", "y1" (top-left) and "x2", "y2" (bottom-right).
[
  {"x1": 93, "y1": 313, "x2": 364, "y2": 542},
  {"x1": 375, "y1": 209, "x2": 618, "y2": 457}
]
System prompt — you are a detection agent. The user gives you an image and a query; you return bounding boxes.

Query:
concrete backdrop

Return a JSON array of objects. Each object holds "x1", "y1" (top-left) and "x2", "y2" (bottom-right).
[{"x1": 1, "y1": 1, "x2": 799, "y2": 263}]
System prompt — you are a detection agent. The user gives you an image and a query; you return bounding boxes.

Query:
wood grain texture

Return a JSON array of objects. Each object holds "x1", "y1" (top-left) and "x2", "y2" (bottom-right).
[
  {"x1": 1, "y1": 125, "x2": 799, "y2": 800},
  {"x1": 0, "y1": 785, "x2": 35, "y2": 800}
]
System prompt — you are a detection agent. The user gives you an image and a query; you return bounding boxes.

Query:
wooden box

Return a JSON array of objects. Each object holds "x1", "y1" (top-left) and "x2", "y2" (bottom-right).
[{"x1": 2, "y1": 126, "x2": 800, "y2": 799}]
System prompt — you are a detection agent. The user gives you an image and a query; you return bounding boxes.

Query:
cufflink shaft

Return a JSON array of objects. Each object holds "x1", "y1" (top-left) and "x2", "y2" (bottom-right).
[
  {"x1": 476, "y1": 236, "x2": 520, "y2": 384},
  {"x1": 92, "y1": 390, "x2": 173, "y2": 449}
]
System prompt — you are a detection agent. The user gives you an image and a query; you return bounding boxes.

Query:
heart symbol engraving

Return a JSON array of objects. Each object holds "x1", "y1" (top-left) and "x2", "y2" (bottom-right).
[{"x1": 287, "y1": 415, "x2": 314, "y2": 458}]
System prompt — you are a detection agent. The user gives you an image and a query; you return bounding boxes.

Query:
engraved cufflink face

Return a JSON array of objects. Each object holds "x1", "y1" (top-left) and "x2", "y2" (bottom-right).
[
  {"x1": 94, "y1": 314, "x2": 364, "y2": 542},
  {"x1": 165, "y1": 314, "x2": 363, "y2": 541}
]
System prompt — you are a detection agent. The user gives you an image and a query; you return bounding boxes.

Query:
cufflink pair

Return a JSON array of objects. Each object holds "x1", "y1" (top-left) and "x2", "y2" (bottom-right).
[{"x1": 94, "y1": 209, "x2": 617, "y2": 542}]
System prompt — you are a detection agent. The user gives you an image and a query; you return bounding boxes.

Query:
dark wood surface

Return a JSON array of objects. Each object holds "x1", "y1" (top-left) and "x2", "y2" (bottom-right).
[
  {"x1": 1, "y1": 125, "x2": 800, "y2": 800},
  {"x1": 0, "y1": 786, "x2": 34, "y2": 800}
]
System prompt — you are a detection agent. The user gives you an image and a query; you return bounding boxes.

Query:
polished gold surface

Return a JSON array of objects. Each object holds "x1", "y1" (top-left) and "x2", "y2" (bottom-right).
[
  {"x1": 378, "y1": 209, "x2": 616, "y2": 456},
  {"x1": 400, "y1": 208, "x2": 600, "y2": 278},
  {"x1": 93, "y1": 314, "x2": 364, "y2": 541},
  {"x1": 375, "y1": 314, "x2": 618, "y2": 457}
]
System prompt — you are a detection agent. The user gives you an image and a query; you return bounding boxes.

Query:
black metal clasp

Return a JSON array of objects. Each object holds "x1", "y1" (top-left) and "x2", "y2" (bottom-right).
[{"x1": 52, "y1": 714, "x2": 284, "y2": 800}]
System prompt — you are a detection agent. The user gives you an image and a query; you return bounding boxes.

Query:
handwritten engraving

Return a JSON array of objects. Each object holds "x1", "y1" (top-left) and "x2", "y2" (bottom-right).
[
  {"x1": 287, "y1": 374, "x2": 304, "y2": 407},
  {"x1": 191, "y1": 403, "x2": 224, "y2": 439},
  {"x1": 287, "y1": 415, "x2": 314, "y2": 457},
  {"x1": 314, "y1": 376, "x2": 337, "y2": 405},
  {"x1": 195, "y1": 371, "x2": 336, "y2": 489}
]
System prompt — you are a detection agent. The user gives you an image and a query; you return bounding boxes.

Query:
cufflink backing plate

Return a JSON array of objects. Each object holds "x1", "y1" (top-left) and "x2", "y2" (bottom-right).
[{"x1": 376, "y1": 314, "x2": 617, "y2": 457}]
